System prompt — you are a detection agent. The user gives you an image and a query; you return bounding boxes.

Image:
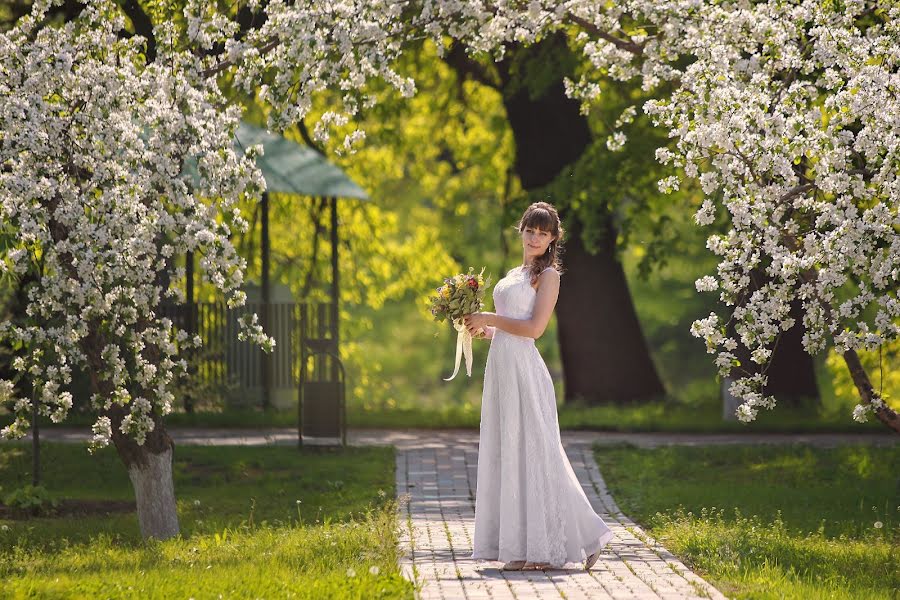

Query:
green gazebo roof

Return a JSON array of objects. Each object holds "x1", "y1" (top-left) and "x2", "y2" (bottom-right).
[{"x1": 235, "y1": 122, "x2": 369, "y2": 201}]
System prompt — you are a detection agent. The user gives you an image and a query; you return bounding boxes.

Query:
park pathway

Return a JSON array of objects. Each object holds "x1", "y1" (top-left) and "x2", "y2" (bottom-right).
[{"x1": 392, "y1": 430, "x2": 728, "y2": 600}]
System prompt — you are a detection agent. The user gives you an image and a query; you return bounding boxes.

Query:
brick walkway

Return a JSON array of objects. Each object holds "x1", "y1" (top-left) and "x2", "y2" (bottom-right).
[{"x1": 393, "y1": 431, "x2": 728, "y2": 600}]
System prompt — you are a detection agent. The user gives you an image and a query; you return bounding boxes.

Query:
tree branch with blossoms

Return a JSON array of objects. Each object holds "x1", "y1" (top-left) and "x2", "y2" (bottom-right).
[
  {"x1": 587, "y1": 0, "x2": 900, "y2": 432},
  {"x1": 0, "y1": 0, "x2": 274, "y2": 538}
]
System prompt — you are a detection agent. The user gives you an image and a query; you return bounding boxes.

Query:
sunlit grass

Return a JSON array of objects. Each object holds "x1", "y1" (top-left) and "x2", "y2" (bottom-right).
[
  {"x1": 594, "y1": 443, "x2": 899, "y2": 599},
  {"x1": 0, "y1": 443, "x2": 414, "y2": 599}
]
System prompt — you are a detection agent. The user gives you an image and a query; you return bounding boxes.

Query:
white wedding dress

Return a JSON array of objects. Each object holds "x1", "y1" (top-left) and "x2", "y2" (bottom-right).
[{"x1": 470, "y1": 265, "x2": 614, "y2": 568}]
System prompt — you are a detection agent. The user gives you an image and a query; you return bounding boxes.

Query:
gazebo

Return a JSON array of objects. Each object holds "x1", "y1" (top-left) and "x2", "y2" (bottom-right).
[{"x1": 182, "y1": 122, "x2": 368, "y2": 445}]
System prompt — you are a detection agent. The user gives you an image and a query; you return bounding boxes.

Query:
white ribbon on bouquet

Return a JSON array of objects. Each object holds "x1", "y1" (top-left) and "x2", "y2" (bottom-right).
[{"x1": 443, "y1": 316, "x2": 474, "y2": 381}]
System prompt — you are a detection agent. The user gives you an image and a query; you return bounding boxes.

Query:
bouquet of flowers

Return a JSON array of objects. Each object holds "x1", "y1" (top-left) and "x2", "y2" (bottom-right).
[{"x1": 428, "y1": 266, "x2": 492, "y2": 381}]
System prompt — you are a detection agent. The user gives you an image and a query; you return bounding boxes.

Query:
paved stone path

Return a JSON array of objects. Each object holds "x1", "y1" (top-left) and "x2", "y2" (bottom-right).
[
  {"x1": 393, "y1": 432, "x2": 728, "y2": 600},
  {"x1": 27, "y1": 427, "x2": 896, "y2": 599}
]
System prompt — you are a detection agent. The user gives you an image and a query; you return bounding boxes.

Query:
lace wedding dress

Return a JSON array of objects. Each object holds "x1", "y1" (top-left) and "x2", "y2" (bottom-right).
[{"x1": 470, "y1": 265, "x2": 615, "y2": 568}]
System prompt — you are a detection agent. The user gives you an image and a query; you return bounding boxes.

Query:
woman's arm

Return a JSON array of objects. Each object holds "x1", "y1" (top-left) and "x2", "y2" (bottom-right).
[{"x1": 489, "y1": 269, "x2": 560, "y2": 339}]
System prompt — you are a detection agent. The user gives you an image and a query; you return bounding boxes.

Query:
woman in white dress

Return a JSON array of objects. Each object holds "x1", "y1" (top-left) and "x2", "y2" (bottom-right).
[{"x1": 463, "y1": 201, "x2": 614, "y2": 572}]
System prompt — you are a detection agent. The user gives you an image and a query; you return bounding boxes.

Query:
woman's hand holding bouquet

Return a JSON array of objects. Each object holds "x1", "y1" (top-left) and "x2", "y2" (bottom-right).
[{"x1": 428, "y1": 267, "x2": 492, "y2": 381}]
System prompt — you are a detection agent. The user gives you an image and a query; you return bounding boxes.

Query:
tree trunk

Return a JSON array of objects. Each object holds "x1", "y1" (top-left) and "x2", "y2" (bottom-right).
[
  {"x1": 83, "y1": 335, "x2": 181, "y2": 540},
  {"x1": 45, "y1": 202, "x2": 181, "y2": 539},
  {"x1": 554, "y1": 214, "x2": 665, "y2": 404},
  {"x1": 127, "y1": 445, "x2": 180, "y2": 539},
  {"x1": 497, "y1": 35, "x2": 666, "y2": 405},
  {"x1": 843, "y1": 348, "x2": 900, "y2": 433},
  {"x1": 763, "y1": 298, "x2": 820, "y2": 406},
  {"x1": 109, "y1": 405, "x2": 181, "y2": 540}
]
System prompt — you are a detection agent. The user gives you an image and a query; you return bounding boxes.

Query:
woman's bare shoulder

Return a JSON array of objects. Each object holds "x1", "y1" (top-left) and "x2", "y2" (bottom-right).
[
  {"x1": 532, "y1": 267, "x2": 560, "y2": 291},
  {"x1": 539, "y1": 266, "x2": 560, "y2": 278}
]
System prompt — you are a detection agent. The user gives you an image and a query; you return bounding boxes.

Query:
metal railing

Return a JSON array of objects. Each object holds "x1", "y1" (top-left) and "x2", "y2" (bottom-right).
[{"x1": 159, "y1": 301, "x2": 337, "y2": 408}]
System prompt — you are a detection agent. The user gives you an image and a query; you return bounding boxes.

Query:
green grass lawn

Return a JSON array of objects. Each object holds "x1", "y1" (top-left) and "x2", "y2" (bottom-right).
[
  {"x1": 0, "y1": 443, "x2": 414, "y2": 599},
  {"x1": 594, "y1": 443, "x2": 900, "y2": 599}
]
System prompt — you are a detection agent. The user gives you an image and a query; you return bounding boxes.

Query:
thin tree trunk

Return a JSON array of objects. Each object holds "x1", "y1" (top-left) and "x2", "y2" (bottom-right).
[
  {"x1": 843, "y1": 348, "x2": 900, "y2": 433},
  {"x1": 497, "y1": 34, "x2": 666, "y2": 405},
  {"x1": 789, "y1": 251, "x2": 898, "y2": 433}
]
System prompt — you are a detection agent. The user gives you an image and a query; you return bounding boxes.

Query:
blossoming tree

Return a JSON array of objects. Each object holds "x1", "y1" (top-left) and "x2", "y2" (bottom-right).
[
  {"x1": 0, "y1": 0, "x2": 272, "y2": 538},
  {"x1": 230, "y1": 0, "x2": 899, "y2": 431},
  {"x1": 552, "y1": 0, "x2": 900, "y2": 432},
  {"x1": 1, "y1": 0, "x2": 897, "y2": 538}
]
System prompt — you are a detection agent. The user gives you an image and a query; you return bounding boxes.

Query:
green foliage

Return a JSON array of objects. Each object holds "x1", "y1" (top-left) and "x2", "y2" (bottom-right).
[
  {"x1": 206, "y1": 38, "x2": 517, "y2": 413},
  {"x1": 0, "y1": 443, "x2": 413, "y2": 598},
  {"x1": 2, "y1": 484, "x2": 58, "y2": 513},
  {"x1": 595, "y1": 443, "x2": 900, "y2": 598},
  {"x1": 502, "y1": 33, "x2": 583, "y2": 101}
]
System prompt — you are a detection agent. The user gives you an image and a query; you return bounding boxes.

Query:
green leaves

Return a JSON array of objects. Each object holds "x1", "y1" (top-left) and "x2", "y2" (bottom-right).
[{"x1": 2, "y1": 484, "x2": 58, "y2": 514}]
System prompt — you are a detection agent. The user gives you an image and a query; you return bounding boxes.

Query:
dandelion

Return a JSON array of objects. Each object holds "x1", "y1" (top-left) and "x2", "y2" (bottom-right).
[
  {"x1": 346, "y1": 567, "x2": 356, "y2": 577},
  {"x1": 0, "y1": 524, "x2": 8, "y2": 532},
  {"x1": 874, "y1": 521, "x2": 883, "y2": 529},
  {"x1": 193, "y1": 499, "x2": 201, "y2": 507},
  {"x1": 377, "y1": 489, "x2": 386, "y2": 498},
  {"x1": 369, "y1": 565, "x2": 380, "y2": 575}
]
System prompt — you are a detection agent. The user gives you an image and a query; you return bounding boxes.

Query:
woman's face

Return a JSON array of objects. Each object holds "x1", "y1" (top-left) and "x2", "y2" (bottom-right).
[{"x1": 521, "y1": 226, "x2": 554, "y2": 261}]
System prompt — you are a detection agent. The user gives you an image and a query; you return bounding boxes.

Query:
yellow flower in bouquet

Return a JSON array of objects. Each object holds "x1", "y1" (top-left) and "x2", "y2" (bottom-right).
[{"x1": 428, "y1": 266, "x2": 493, "y2": 380}]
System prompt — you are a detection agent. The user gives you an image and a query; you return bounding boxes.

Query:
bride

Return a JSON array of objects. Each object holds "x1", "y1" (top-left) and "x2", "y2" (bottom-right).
[{"x1": 463, "y1": 201, "x2": 614, "y2": 571}]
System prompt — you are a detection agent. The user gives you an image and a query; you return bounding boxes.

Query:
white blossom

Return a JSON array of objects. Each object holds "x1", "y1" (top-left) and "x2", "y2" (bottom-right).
[
  {"x1": 3, "y1": 0, "x2": 897, "y2": 434},
  {"x1": 695, "y1": 276, "x2": 718, "y2": 293},
  {"x1": 0, "y1": 0, "x2": 271, "y2": 446}
]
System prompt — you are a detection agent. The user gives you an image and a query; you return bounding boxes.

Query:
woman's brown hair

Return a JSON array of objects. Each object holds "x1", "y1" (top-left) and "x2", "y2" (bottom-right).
[{"x1": 515, "y1": 201, "x2": 565, "y2": 286}]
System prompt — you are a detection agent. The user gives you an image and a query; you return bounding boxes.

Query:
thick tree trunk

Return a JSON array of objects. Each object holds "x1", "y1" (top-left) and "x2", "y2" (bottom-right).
[
  {"x1": 109, "y1": 405, "x2": 181, "y2": 540},
  {"x1": 45, "y1": 201, "x2": 181, "y2": 539},
  {"x1": 554, "y1": 214, "x2": 666, "y2": 404},
  {"x1": 83, "y1": 335, "x2": 181, "y2": 540},
  {"x1": 762, "y1": 299, "x2": 820, "y2": 405},
  {"x1": 127, "y1": 446, "x2": 180, "y2": 539},
  {"x1": 497, "y1": 34, "x2": 666, "y2": 405}
]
